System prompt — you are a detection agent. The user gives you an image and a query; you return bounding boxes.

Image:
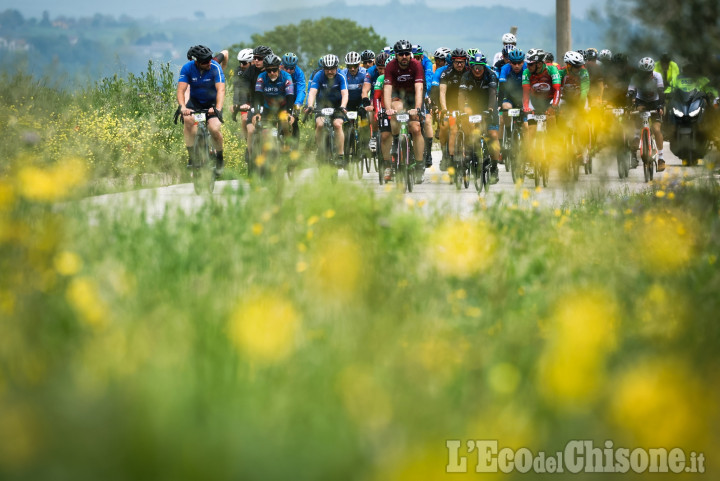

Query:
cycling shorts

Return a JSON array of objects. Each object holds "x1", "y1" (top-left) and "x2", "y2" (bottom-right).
[
  {"x1": 634, "y1": 100, "x2": 664, "y2": 123},
  {"x1": 186, "y1": 98, "x2": 219, "y2": 118}
]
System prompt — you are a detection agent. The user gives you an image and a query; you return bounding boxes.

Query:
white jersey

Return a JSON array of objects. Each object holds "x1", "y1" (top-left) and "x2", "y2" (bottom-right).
[
  {"x1": 493, "y1": 52, "x2": 503, "y2": 65},
  {"x1": 628, "y1": 71, "x2": 664, "y2": 102}
]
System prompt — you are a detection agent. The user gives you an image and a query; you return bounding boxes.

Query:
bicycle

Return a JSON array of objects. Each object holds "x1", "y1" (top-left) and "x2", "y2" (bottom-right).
[
  {"x1": 608, "y1": 106, "x2": 631, "y2": 179},
  {"x1": 187, "y1": 108, "x2": 219, "y2": 195},
  {"x1": 305, "y1": 107, "x2": 342, "y2": 183},
  {"x1": 501, "y1": 108, "x2": 525, "y2": 184},
  {"x1": 249, "y1": 107, "x2": 293, "y2": 181},
  {"x1": 454, "y1": 113, "x2": 491, "y2": 192},
  {"x1": 366, "y1": 118, "x2": 379, "y2": 174},
  {"x1": 527, "y1": 113, "x2": 550, "y2": 188},
  {"x1": 558, "y1": 107, "x2": 583, "y2": 182},
  {"x1": 392, "y1": 112, "x2": 416, "y2": 192},
  {"x1": 630, "y1": 110, "x2": 659, "y2": 182},
  {"x1": 344, "y1": 110, "x2": 364, "y2": 180}
]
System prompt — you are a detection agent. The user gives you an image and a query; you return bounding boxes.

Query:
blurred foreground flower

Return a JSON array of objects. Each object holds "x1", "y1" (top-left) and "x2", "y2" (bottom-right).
[
  {"x1": 307, "y1": 230, "x2": 363, "y2": 302},
  {"x1": 17, "y1": 157, "x2": 87, "y2": 202},
  {"x1": 428, "y1": 219, "x2": 495, "y2": 278},
  {"x1": 66, "y1": 276, "x2": 109, "y2": 329},
  {"x1": 632, "y1": 208, "x2": 698, "y2": 274},
  {"x1": 228, "y1": 290, "x2": 301, "y2": 363}
]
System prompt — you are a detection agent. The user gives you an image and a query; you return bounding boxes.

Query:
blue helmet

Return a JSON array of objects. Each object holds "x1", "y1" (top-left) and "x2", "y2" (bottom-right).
[
  {"x1": 282, "y1": 52, "x2": 298, "y2": 67},
  {"x1": 508, "y1": 49, "x2": 525, "y2": 63},
  {"x1": 412, "y1": 44, "x2": 424, "y2": 56},
  {"x1": 469, "y1": 52, "x2": 487, "y2": 66}
]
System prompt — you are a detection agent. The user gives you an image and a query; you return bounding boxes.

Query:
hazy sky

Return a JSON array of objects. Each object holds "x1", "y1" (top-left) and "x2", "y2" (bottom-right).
[{"x1": 11, "y1": 0, "x2": 597, "y2": 20}]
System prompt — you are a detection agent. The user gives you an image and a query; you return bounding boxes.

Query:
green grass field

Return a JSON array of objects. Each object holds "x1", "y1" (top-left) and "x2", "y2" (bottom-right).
[{"x1": 2, "y1": 66, "x2": 720, "y2": 480}]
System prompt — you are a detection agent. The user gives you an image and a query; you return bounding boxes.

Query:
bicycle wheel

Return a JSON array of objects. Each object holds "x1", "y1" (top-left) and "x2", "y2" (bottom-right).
[
  {"x1": 193, "y1": 134, "x2": 211, "y2": 194},
  {"x1": 641, "y1": 129, "x2": 652, "y2": 182},
  {"x1": 454, "y1": 132, "x2": 465, "y2": 190},
  {"x1": 347, "y1": 128, "x2": 359, "y2": 180},
  {"x1": 396, "y1": 134, "x2": 409, "y2": 192},
  {"x1": 617, "y1": 147, "x2": 629, "y2": 179},
  {"x1": 502, "y1": 124, "x2": 511, "y2": 172}
]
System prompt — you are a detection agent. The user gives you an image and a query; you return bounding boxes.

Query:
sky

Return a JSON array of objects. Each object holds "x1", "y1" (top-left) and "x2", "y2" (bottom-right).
[{"x1": 10, "y1": 0, "x2": 597, "y2": 20}]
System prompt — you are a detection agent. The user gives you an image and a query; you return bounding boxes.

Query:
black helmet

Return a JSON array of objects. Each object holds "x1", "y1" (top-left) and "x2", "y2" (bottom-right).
[
  {"x1": 376, "y1": 52, "x2": 389, "y2": 67},
  {"x1": 188, "y1": 45, "x2": 213, "y2": 63},
  {"x1": 585, "y1": 48, "x2": 598, "y2": 61},
  {"x1": 450, "y1": 48, "x2": 467, "y2": 59},
  {"x1": 361, "y1": 50, "x2": 375, "y2": 62},
  {"x1": 544, "y1": 52, "x2": 555, "y2": 62},
  {"x1": 611, "y1": 52, "x2": 628, "y2": 65},
  {"x1": 526, "y1": 48, "x2": 546, "y2": 63},
  {"x1": 394, "y1": 39, "x2": 412, "y2": 54},
  {"x1": 263, "y1": 53, "x2": 281, "y2": 68},
  {"x1": 253, "y1": 45, "x2": 273, "y2": 58}
]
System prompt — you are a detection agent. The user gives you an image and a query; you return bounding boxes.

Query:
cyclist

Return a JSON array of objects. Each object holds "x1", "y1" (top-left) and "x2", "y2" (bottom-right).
[
  {"x1": 584, "y1": 48, "x2": 604, "y2": 106},
  {"x1": 232, "y1": 48, "x2": 255, "y2": 140},
  {"x1": 492, "y1": 33, "x2": 517, "y2": 66},
  {"x1": 439, "y1": 48, "x2": 469, "y2": 170},
  {"x1": 493, "y1": 44, "x2": 516, "y2": 75},
  {"x1": 371, "y1": 53, "x2": 394, "y2": 180},
  {"x1": 522, "y1": 48, "x2": 561, "y2": 172},
  {"x1": 280, "y1": 52, "x2": 306, "y2": 142},
  {"x1": 177, "y1": 45, "x2": 226, "y2": 174},
  {"x1": 383, "y1": 40, "x2": 426, "y2": 177},
  {"x1": 544, "y1": 52, "x2": 560, "y2": 69},
  {"x1": 413, "y1": 44, "x2": 435, "y2": 169},
  {"x1": 558, "y1": 51, "x2": 590, "y2": 163},
  {"x1": 430, "y1": 48, "x2": 452, "y2": 165},
  {"x1": 253, "y1": 53, "x2": 295, "y2": 135},
  {"x1": 458, "y1": 52, "x2": 500, "y2": 183},
  {"x1": 306, "y1": 58, "x2": 325, "y2": 98},
  {"x1": 235, "y1": 45, "x2": 272, "y2": 168},
  {"x1": 361, "y1": 49, "x2": 376, "y2": 69},
  {"x1": 628, "y1": 57, "x2": 666, "y2": 171},
  {"x1": 598, "y1": 49, "x2": 612, "y2": 65},
  {"x1": 306, "y1": 54, "x2": 349, "y2": 165},
  {"x1": 498, "y1": 48, "x2": 527, "y2": 146},
  {"x1": 604, "y1": 53, "x2": 632, "y2": 108},
  {"x1": 341, "y1": 51, "x2": 369, "y2": 162}
]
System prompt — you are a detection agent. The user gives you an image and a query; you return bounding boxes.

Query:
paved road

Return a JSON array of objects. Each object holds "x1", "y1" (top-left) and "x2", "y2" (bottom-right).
[{"x1": 83, "y1": 142, "x2": 714, "y2": 220}]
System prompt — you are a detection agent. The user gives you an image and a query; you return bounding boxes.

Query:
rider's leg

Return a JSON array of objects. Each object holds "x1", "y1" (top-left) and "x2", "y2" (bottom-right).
[
  {"x1": 653, "y1": 119, "x2": 665, "y2": 171},
  {"x1": 208, "y1": 117, "x2": 224, "y2": 173}
]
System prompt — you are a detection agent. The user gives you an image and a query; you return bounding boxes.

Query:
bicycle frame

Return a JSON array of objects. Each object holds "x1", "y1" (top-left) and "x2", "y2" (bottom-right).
[
  {"x1": 189, "y1": 109, "x2": 217, "y2": 194},
  {"x1": 631, "y1": 110, "x2": 659, "y2": 182}
]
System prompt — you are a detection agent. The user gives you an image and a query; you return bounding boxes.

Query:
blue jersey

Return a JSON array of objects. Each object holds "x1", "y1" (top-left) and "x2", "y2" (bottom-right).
[
  {"x1": 288, "y1": 66, "x2": 307, "y2": 106},
  {"x1": 340, "y1": 66, "x2": 367, "y2": 105},
  {"x1": 418, "y1": 54, "x2": 434, "y2": 95},
  {"x1": 364, "y1": 65, "x2": 380, "y2": 89},
  {"x1": 255, "y1": 70, "x2": 295, "y2": 112},
  {"x1": 498, "y1": 62, "x2": 526, "y2": 101},
  {"x1": 178, "y1": 60, "x2": 225, "y2": 106},
  {"x1": 310, "y1": 70, "x2": 348, "y2": 107}
]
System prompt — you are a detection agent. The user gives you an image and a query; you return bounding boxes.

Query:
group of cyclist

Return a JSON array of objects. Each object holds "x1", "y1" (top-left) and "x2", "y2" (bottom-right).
[{"x1": 177, "y1": 36, "x2": 720, "y2": 180}]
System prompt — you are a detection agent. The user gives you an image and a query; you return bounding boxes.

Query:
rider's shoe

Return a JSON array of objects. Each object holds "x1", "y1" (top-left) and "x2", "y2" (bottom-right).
[
  {"x1": 490, "y1": 165, "x2": 499, "y2": 184},
  {"x1": 657, "y1": 158, "x2": 666, "y2": 172},
  {"x1": 384, "y1": 168, "x2": 392, "y2": 181}
]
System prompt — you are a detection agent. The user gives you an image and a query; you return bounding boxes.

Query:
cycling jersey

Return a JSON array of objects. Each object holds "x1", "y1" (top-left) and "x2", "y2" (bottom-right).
[
  {"x1": 416, "y1": 54, "x2": 434, "y2": 95},
  {"x1": 585, "y1": 62, "x2": 604, "y2": 103},
  {"x1": 522, "y1": 64, "x2": 561, "y2": 110},
  {"x1": 440, "y1": 66, "x2": 469, "y2": 111},
  {"x1": 179, "y1": 59, "x2": 225, "y2": 106},
  {"x1": 604, "y1": 64, "x2": 633, "y2": 107},
  {"x1": 493, "y1": 58, "x2": 507, "y2": 75},
  {"x1": 458, "y1": 68, "x2": 499, "y2": 124},
  {"x1": 628, "y1": 71, "x2": 664, "y2": 103},
  {"x1": 235, "y1": 64, "x2": 263, "y2": 107},
  {"x1": 498, "y1": 62, "x2": 526, "y2": 104},
  {"x1": 669, "y1": 75, "x2": 719, "y2": 98},
  {"x1": 559, "y1": 66, "x2": 590, "y2": 104},
  {"x1": 340, "y1": 66, "x2": 368, "y2": 108},
  {"x1": 654, "y1": 60, "x2": 679, "y2": 94},
  {"x1": 287, "y1": 66, "x2": 307, "y2": 106},
  {"x1": 384, "y1": 58, "x2": 424, "y2": 98},
  {"x1": 363, "y1": 65, "x2": 381, "y2": 89},
  {"x1": 310, "y1": 70, "x2": 348, "y2": 107},
  {"x1": 254, "y1": 70, "x2": 295, "y2": 114},
  {"x1": 430, "y1": 65, "x2": 449, "y2": 105}
]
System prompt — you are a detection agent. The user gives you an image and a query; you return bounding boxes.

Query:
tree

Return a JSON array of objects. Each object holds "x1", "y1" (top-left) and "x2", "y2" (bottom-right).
[{"x1": 228, "y1": 17, "x2": 386, "y2": 70}]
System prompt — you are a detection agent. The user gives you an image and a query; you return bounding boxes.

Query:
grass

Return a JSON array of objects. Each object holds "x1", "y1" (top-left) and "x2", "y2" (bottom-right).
[{"x1": 1, "y1": 67, "x2": 720, "y2": 480}]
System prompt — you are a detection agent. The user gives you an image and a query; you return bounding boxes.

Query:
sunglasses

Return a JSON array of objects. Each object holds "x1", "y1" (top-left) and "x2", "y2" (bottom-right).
[
  {"x1": 266, "y1": 68, "x2": 279, "y2": 73},
  {"x1": 511, "y1": 61, "x2": 524, "y2": 65},
  {"x1": 284, "y1": 66, "x2": 295, "y2": 71},
  {"x1": 453, "y1": 60, "x2": 466, "y2": 64},
  {"x1": 348, "y1": 64, "x2": 360, "y2": 69},
  {"x1": 397, "y1": 52, "x2": 412, "y2": 57},
  {"x1": 254, "y1": 56, "x2": 264, "y2": 61},
  {"x1": 198, "y1": 59, "x2": 211, "y2": 65},
  {"x1": 240, "y1": 61, "x2": 249, "y2": 66},
  {"x1": 363, "y1": 60, "x2": 374, "y2": 65}
]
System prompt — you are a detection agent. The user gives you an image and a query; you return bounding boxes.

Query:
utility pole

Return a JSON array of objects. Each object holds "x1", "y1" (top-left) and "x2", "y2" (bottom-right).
[{"x1": 556, "y1": 0, "x2": 571, "y2": 65}]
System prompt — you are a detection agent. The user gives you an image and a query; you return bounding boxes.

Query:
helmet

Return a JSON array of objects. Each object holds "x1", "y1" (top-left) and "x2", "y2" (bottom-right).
[
  {"x1": 575, "y1": 49, "x2": 586, "y2": 60},
  {"x1": 361, "y1": 50, "x2": 375, "y2": 62},
  {"x1": 434, "y1": 47, "x2": 451, "y2": 61},
  {"x1": 599, "y1": 49, "x2": 612, "y2": 61},
  {"x1": 263, "y1": 54, "x2": 282, "y2": 68},
  {"x1": 451, "y1": 48, "x2": 467, "y2": 59},
  {"x1": 282, "y1": 52, "x2": 298, "y2": 67},
  {"x1": 253, "y1": 45, "x2": 272, "y2": 58},
  {"x1": 383, "y1": 46, "x2": 393, "y2": 55},
  {"x1": 388, "y1": 54, "x2": 396, "y2": 63},
  {"x1": 394, "y1": 39, "x2": 412, "y2": 54},
  {"x1": 563, "y1": 51, "x2": 585, "y2": 67},
  {"x1": 526, "y1": 48, "x2": 545, "y2": 63},
  {"x1": 502, "y1": 44, "x2": 517, "y2": 57},
  {"x1": 502, "y1": 33, "x2": 517, "y2": 44},
  {"x1": 322, "y1": 54, "x2": 340, "y2": 68},
  {"x1": 469, "y1": 52, "x2": 487, "y2": 66},
  {"x1": 188, "y1": 45, "x2": 213, "y2": 63},
  {"x1": 466, "y1": 48, "x2": 478, "y2": 58},
  {"x1": 508, "y1": 49, "x2": 525, "y2": 63},
  {"x1": 544, "y1": 52, "x2": 555, "y2": 63},
  {"x1": 376, "y1": 52, "x2": 390, "y2": 67},
  {"x1": 345, "y1": 51, "x2": 361, "y2": 65},
  {"x1": 237, "y1": 48, "x2": 254, "y2": 62},
  {"x1": 412, "y1": 44, "x2": 424, "y2": 56},
  {"x1": 638, "y1": 57, "x2": 655, "y2": 71},
  {"x1": 612, "y1": 52, "x2": 628, "y2": 65},
  {"x1": 585, "y1": 48, "x2": 598, "y2": 61}
]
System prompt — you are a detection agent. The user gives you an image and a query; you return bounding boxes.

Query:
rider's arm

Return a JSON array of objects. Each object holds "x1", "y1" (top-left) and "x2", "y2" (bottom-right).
[
  {"x1": 215, "y1": 81, "x2": 225, "y2": 113},
  {"x1": 415, "y1": 82, "x2": 423, "y2": 111},
  {"x1": 294, "y1": 68, "x2": 306, "y2": 106},
  {"x1": 341, "y1": 89, "x2": 349, "y2": 110},
  {"x1": 439, "y1": 83, "x2": 448, "y2": 111},
  {"x1": 521, "y1": 69, "x2": 531, "y2": 111},
  {"x1": 177, "y1": 81, "x2": 189, "y2": 111},
  {"x1": 383, "y1": 83, "x2": 393, "y2": 113},
  {"x1": 306, "y1": 88, "x2": 317, "y2": 109}
]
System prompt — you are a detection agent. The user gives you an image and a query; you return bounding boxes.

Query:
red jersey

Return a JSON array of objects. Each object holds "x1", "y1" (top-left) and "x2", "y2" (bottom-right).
[{"x1": 383, "y1": 58, "x2": 424, "y2": 95}]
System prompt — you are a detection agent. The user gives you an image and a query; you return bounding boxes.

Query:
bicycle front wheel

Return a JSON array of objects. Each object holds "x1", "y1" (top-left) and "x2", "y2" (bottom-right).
[
  {"x1": 454, "y1": 132, "x2": 465, "y2": 190},
  {"x1": 396, "y1": 134, "x2": 410, "y2": 192},
  {"x1": 641, "y1": 129, "x2": 652, "y2": 183}
]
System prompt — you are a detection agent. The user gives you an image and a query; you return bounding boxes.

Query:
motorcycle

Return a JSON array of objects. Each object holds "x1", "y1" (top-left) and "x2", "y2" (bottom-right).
[{"x1": 668, "y1": 88, "x2": 710, "y2": 166}]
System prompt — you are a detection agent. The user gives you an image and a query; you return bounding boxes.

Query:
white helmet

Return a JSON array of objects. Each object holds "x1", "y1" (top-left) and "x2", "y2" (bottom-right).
[
  {"x1": 599, "y1": 49, "x2": 612, "y2": 61},
  {"x1": 434, "y1": 47, "x2": 451, "y2": 60},
  {"x1": 502, "y1": 33, "x2": 517, "y2": 44},
  {"x1": 321, "y1": 54, "x2": 340, "y2": 68},
  {"x1": 345, "y1": 51, "x2": 361, "y2": 65},
  {"x1": 237, "y1": 48, "x2": 254, "y2": 62},
  {"x1": 563, "y1": 51, "x2": 585, "y2": 67},
  {"x1": 638, "y1": 57, "x2": 655, "y2": 71}
]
